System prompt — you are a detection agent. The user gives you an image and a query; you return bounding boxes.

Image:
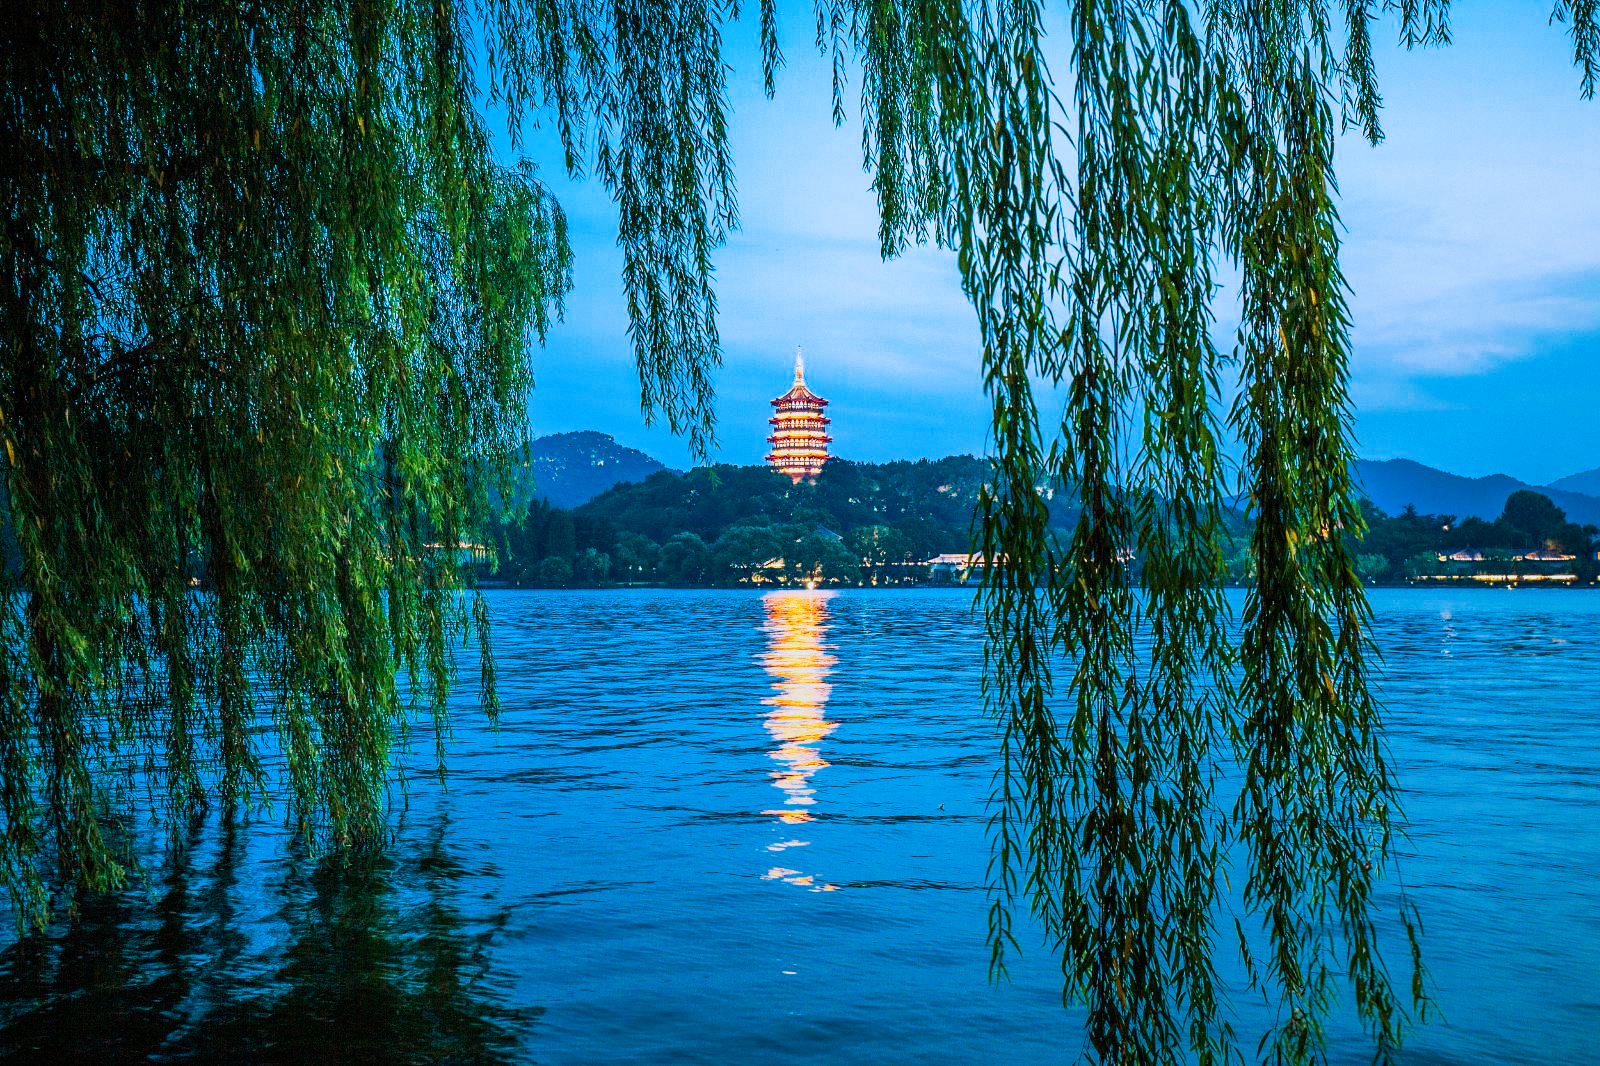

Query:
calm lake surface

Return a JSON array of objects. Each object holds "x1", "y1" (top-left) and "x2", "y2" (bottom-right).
[{"x1": 1, "y1": 588, "x2": 1596, "y2": 1064}]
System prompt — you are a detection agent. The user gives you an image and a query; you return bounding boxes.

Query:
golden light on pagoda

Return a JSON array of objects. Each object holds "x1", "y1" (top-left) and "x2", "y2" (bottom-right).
[{"x1": 765, "y1": 348, "x2": 832, "y2": 484}]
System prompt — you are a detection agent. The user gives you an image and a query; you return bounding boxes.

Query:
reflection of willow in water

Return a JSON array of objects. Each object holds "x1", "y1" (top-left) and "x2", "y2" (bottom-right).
[
  {"x1": 0, "y1": 814, "x2": 534, "y2": 1064},
  {"x1": 758, "y1": 591, "x2": 840, "y2": 892}
]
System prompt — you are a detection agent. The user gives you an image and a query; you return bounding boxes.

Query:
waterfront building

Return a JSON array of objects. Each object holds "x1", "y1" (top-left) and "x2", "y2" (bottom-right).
[
  {"x1": 1422, "y1": 545, "x2": 1580, "y2": 585},
  {"x1": 766, "y1": 349, "x2": 832, "y2": 483},
  {"x1": 924, "y1": 552, "x2": 994, "y2": 584}
]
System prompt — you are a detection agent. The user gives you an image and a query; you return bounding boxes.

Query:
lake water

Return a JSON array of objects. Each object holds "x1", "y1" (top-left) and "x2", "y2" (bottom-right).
[{"x1": 0, "y1": 588, "x2": 1595, "y2": 1063}]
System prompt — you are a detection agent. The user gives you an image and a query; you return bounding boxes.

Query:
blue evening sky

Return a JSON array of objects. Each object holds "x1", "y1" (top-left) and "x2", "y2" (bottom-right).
[{"x1": 504, "y1": 3, "x2": 1598, "y2": 485}]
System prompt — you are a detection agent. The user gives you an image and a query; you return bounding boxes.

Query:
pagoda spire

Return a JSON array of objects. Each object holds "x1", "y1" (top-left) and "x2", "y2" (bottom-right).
[{"x1": 794, "y1": 346, "x2": 805, "y2": 384}]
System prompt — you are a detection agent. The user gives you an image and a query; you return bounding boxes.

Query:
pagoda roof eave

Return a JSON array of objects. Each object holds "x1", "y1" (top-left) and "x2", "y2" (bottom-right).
[{"x1": 772, "y1": 384, "x2": 826, "y2": 404}]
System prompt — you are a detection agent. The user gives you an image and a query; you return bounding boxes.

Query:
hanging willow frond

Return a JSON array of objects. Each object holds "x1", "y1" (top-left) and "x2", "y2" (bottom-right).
[
  {"x1": 1, "y1": 0, "x2": 571, "y2": 923},
  {"x1": 480, "y1": 0, "x2": 787, "y2": 456},
  {"x1": 817, "y1": 0, "x2": 1590, "y2": 1060}
]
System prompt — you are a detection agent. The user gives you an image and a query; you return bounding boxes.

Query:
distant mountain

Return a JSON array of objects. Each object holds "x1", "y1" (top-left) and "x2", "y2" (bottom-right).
[
  {"x1": 520, "y1": 431, "x2": 672, "y2": 508},
  {"x1": 1353, "y1": 459, "x2": 1600, "y2": 527},
  {"x1": 516, "y1": 435, "x2": 1600, "y2": 528},
  {"x1": 1548, "y1": 466, "x2": 1600, "y2": 497}
]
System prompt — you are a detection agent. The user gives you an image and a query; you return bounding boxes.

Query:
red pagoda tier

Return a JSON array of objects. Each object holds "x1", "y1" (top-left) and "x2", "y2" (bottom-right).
[{"x1": 766, "y1": 349, "x2": 832, "y2": 483}]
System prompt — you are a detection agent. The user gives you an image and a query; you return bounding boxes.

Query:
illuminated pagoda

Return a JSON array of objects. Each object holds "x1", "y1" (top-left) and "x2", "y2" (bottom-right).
[{"x1": 765, "y1": 348, "x2": 832, "y2": 483}]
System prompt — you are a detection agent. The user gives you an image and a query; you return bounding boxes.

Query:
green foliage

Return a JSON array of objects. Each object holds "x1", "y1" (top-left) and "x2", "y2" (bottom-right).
[
  {"x1": 1356, "y1": 502, "x2": 1456, "y2": 582},
  {"x1": 845, "y1": 0, "x2": 1469, "y2": 1051},
  {"x1": 710, "y1": 524, "x2": 785, "y2": 584},
  {"x1": 1356, "y1": 494, "x2": 1598, "y2": 582},
  {"x1": 1502, "y1": 489, "x2": 1567, "y2": 546},
  {"x1": 785, "y1": 531, "x2": 861, "y2": 586},
  {"x1": 493, "y1": 490, "x2": 885, "y2": 587},
  {"x1": 574, "y1": 547, "x2": 611, "y2": 584},
  {"x1": 847, "y1": 524, "x2": 916, "y2": 569},
  {"x1": 656, "y1": 533, "x2": 712, "y2": 586},
  {"x1": 561, "y1": 455, "x2": 1073, "y2": 587},
  {"x1": 578, "y1": 456, "x2": 1039, "y2": 561},
  {"x1": 576, "y1": 465, "x2": 811, "y2": 543},
  {"x1": 819, "y1": 0, "x2": 1582, "y2": 1056},
  {"x1": 481, "y1": 0, "x2": 770, "y2": 457},
  {"x1": 492, "y1": 498, "x2": 626, "y2": 587},
  {"x1": 531, "y1": 556, "x2": 572, "y2": 588},
  {"x1": 1, "y1": 1, "x2": 570, "y2": 921},
  {"x1": 611, "y1": 532, "x2": 660, "y2": 584}
]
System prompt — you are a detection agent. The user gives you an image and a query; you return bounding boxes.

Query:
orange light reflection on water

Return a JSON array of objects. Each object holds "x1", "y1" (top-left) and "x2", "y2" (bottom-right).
[{"x1": 757, "y1": 591, "x2": 841, "y2": 891}]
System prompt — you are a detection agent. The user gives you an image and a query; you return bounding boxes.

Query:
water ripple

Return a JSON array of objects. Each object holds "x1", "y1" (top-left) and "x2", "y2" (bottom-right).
[{"x1": 0, "y1": 587, "x2": 1594, "y2": 1065}]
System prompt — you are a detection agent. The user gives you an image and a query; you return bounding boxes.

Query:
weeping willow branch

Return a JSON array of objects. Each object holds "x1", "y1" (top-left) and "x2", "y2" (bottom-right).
[
  {"x1": 1, "y1": 0, "x2": 571, "y2": 923},
  {"x1": 819, "y1": 0, "x2": 1587, "y2": 1059}
]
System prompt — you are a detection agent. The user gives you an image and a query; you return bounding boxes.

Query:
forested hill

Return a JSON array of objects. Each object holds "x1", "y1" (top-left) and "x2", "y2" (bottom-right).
[
  {"x1": 519, "y1": 430, "x2": 671, "y2": 508},
  {"x1": 576, "y1": 455, "x2": 1065, "y2": 557},
  {"x1": 487, "y1": 455, "x2": 1066, "y2": 587},
  {"x1": 484, "y1": 452, "x2": 1598, "y2": 589}
]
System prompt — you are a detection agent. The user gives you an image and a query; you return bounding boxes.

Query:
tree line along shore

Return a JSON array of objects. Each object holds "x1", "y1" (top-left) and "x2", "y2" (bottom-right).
[{"x1": 479, "y1": 460, "x2": 1600, "y2": 589}]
